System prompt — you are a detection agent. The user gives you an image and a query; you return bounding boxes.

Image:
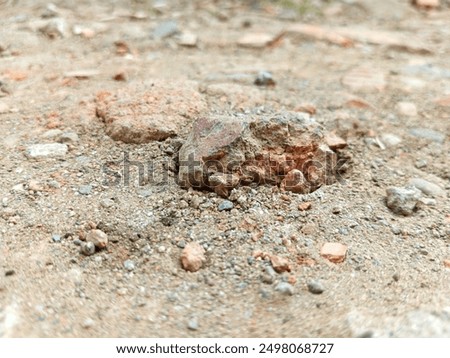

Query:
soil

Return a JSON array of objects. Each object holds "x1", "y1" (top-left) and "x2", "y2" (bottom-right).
[{"x1": 0, "y1": 0, "x2": 449, "y2": 338}]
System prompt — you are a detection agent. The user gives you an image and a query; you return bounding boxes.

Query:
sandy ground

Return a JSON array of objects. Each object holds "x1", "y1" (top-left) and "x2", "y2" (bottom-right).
[{"x1": 0, "y1": 0, "x2": 449, "y2": 337}]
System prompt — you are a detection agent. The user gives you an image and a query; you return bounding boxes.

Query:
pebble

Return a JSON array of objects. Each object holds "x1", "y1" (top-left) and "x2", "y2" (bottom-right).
[
  {"x1": 86, "y1": 229, "x2": 108, "y2": 249},
  {"x1": 81, "y1": 318, "x2": 95, "y2": 329},
  {"x1": 78, "y1": 185, "x2": 92, "y2": 195},
  {"x1": 391, "y1": 225, "x2": 401, "y2": 235},
  {"x1": 177, "y1": 32, "x2": 197, "y2": 47},
  {"x1": 0, "y1": 102, "x2": 10, "y2": 114},
  {"x1": 386, "y1": 186, "x2": 422, "y2": 216},
  {"x1": 42, "y1": 129, "x2": 63, "y2": 139},
  {"x1": 380, "y1": 133, "x2": 402, "y2": 147},
  {"x1": 157, "y1": 245, "x2": 166, "y2": 253},
  {"x1": 395, "y1": 102, "x2": 417, "y2": 117},
  {"x1": 59, "y1": 132, "x2": 79, "y2": 143},
  {"x1": 237, "y1": 33, "x2": 275, "y2": 48},
  {"x1": 307, "y1": 280, "x2": 325, "y2": 294},
  {"x1": 218, "y1": 200, "x2": 234, "y2": 211},
  {"x1": 124, "y1": 259, "x2": 135, "y2": 271},
  {"x1": 408, "y1": 178, "x2": 445, "y2": 198},
  {"x1": 409, "y1": 127, "x2": 445, "y2": 143},
  {"x1": 26, "y1": 143, "x2": 68, "y2": 158},
  {"x1": 415, "y1": 159, "x2": 427, "y2": 169},
  {"x1": 180, "y1": 242, "x2": 206, "y2": 272},
  {"x1": 270, "y1": 255, "x2": 291, "y2": 273},
  {"x1": 177, "y1": 240, "x2": 186, "y2": 249},
  {"x1": 275, "y1": 282, "x2": 295, "y2": 296},
  {"x1": 80, "y1": 241, "x2": 95, "y2": 256},
  {"x1": 52, "y1": 234, "x2": 61, "y2": 243},
  {"x1": 100, "y1": 198, "x2": 114, "y2": 208},
  {"x1": 153, "y1": 20, "x2": 178, "y2": 39},
  {"x1": 254, "y1": 71, "x2": 275, "y2": 87},
  {"x1": 320, "y1": 242, "x2": 347, "y2": 263},
  {"x1": 187, "y1": 318, "x2": 199, "y2": 331}
]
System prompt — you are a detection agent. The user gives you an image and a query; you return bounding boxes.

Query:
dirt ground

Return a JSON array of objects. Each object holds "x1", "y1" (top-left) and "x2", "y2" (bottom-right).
[{"x1": 0, "y1": 0, "x2": 449, "y2": 338}]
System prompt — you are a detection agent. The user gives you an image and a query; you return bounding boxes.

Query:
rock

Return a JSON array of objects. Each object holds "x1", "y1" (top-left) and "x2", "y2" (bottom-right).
[
  {"x1": 444, "y1": 259, "x2": 450, "y2": 268},
  {"x1": 218, "y1": 200, "x2": 234, "y2": 211},
  {"x1": 380, "y1": 133, "x2": 402, "y2": 147},
  {"x1": 275, "y1": 282, "x2": 294, "y2": 296},
  {"x1": 286, "y1": 24, "x2": 353, "y2": 47},
  {"x1": 95, "y1": 82, "x2": 206, "y2": 143},
  {"x1": 78, "y1": 185, "x2": 92, "y2": 195},
  {"x1": 325, "y1": 132, "x2": 347, "y2": 151},
  {"x1": 386, "y1": 186, "x2": 421, "y2": 216},
  {"x1": 409, "y1": 127, "x2": 445, "y2": 143},
  {"x1": 187, "y1": 318, "x2": 199, "y2": 331},
  {"x1": 342, "y1": 66, "x2": 386, "y2": 92},
  {"x1": 180, "y1": 242, "x2": 206, "y2": 272},
  {"x1": 178, "y1": 112, "x2": 340, "y2": 196},
  {"x1": 59, "y1": 132, "x2": 79, "y2": 143},
  {"x1": 270, "y1": 255, "x2": 291, "y2": 273},
  {"x1": 124, "y1": 259, "x2": 135, "y2": 271},
  {"x1": 39, "y1": 18, "x2": 66, "y2": 38},
  {"x1": 26, "y1": 143, "x2": 68, "y2": 158},
  {"x1": 100, "y1": 198, "x2": 114, "y2": 208},
  {"x1": 64, "y1": 69, "x2": 100, "y2": 79},
  {"x1": 320, "y1": 242, "x2": 347, "y2": 263},
  {"x1": 298, "y1": 202, "x2": 312, "y2": 211},
  {"x1": 307, "y1": 280, "x2": 325, "y2": 294},
  {"x1": 86, "y1": 229, "x2": 108, "y2": 249},
  {"x1": 153, "y1": 20, "x2": 178, "y2": 39},
  {"x1": 412, "y1": 0, "x2": 440, "y2": 10},
  {"x1": 113, "y1": 71, "x2": 127, "y2": 82},
  {"x1": 396, "y1": 102, "x2": 417, "y2": 116},
  {"x1": 52, "y1": 234, "x2": 61, "y2": 243},
  {"x1": 177, "y1": 32, "x2": 197, "y2": 47},
  {"x1": 41, "y1": 129, "x2": 63, "y2": 139},
  {"x1": 80, "y1": 241, "x2": 95, "y2": 256},
  {"x1": 81, "y1": 318, "x2": 95, "y2": 329},
  {"x1": 408, "y1": 178, "x2": 445, "y2": 198},
  {"x1": 237, "y1": 33, "x2": 275, "y2": 48},
  {"x1": 254, "y1": 71, "x2": 275, "y2": 87}
]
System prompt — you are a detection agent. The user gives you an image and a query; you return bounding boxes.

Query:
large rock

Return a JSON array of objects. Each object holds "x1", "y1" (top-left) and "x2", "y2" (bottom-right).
[
  {"x1": 95, "y1": 81, "x2": 207, "y2": 143},
  {"x1": 178, "y1": 112, "x2": 345, "y2": 196}
]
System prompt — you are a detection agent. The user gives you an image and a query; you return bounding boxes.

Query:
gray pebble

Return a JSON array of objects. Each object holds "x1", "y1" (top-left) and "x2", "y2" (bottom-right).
[
  {"x1": 187, "y1": 318, "x2": 199, "y2": 331},
  {"x1": 59, "y1": 132, "x2": 79, "y2": 143},
  {"x1": 415, "y1": 160, "x2": 427, "y2": 169},
  {"x1": 391, "y1": 225, "x2": 401, "y2": 235},
  {"x1": 100, "y1": 198, "x2": 114, "y2": 208},
  {"x1": 81, "y1": 318, "x2": 95, "y2": 329},
  {"x1": 177, "y1": 240, "x2": 186, "y2": 249},
  {"x1": 254, "y1": 70, "x2": 275, "y2": 86},
  {"x1": 275, "y1": 282, "x2": 294, "y2": 296},
  {"x1": 80, "y1": 241, "x2": 95, "y2": 256},
  {"x1": 218, "y1": 200, "x2": 234, "y2": 211},
  {"x1": 78, "y1": 185, "x2": 92, "y2": 195},
  {"x1": 124, "y1": 259, "x2": 135, "y2": 271},
  {"x1": 386, "y1": 186, "x2": 421, "y2": 216},
  {"x1": 26, "y1": 143, "x2": 68, "y2": 158},
  {"x1": 52, "y1": 234, "x2": 61, "y2": 243},
  {"x1": 153, "y1": 20, "x2": 178, "y2": 39},
  {"x1": 408, "y1": 178, "x2": 445, "y2": 198},
  {"x1": 307, "y1": 280, "x2": 325, "y2": 294}
]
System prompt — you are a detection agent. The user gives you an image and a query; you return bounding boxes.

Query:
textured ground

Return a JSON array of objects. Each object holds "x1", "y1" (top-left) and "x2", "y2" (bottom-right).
[{"x1": 0, "y1": 0, "x2": 449, "y2": 338}]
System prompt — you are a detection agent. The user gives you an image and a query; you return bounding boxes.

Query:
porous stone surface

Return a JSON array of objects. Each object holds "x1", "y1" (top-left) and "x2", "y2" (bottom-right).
[{"x1": 178, "y1": 112, "x2": 345, "y2": 196}]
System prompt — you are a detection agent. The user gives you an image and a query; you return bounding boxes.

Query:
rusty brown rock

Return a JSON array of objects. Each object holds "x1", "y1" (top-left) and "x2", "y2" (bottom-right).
[
  {"x1": 180, "y1": 242, "x2": 206, "y2": 272},
  {"x1": 178, "y1": 112, "x2": 341, "y2": 196},
  {"x1": 95, "y1": 81, "x2": 207, "y2": 143},
  {"x1": 86, "y1": 229, "x2": 108, "y2": 249}
]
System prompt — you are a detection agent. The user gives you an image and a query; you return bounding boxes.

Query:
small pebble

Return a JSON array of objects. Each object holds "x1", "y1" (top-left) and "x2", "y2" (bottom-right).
[
  {"x1": 386, "y1": 186, "x2": 421, "y2": 216},
  {"x1": 100, "y1": 198, "x2": 114, "y2": 208},
  {"x1": 218, "y1": 200, "x2": 234, "y2": 211},
  {"x1": 177, "y1": 240, "x2": 186, "y2": 249},
  {"x1": 78, "y1": 185, "x2": 92, "y2": 195},
  {"x1": 81, "y1": 318, "x2": 95, "y2": 329},
  {"x1": 5, "y1": 269, "x2": 15, "y2": 276},
  {"x1": 391, "y1": 225, "x2": 401, "y2": 235},
  {"x1": 158, "y1": 245, "x2": 166, "y2": 253},
  {"x1": 307, "y1": 280, "x2": 325, "y2": 294},
  {"x1": 275, "y1": 282, "x2": 294, "y2": 296},
  {"x1": 187, "y1": 318, "x2": 199, "y2": 331},
  {"x1": 254, "y1": 70, "x2": 275, "y2": 86},
  {"x1": 86, "y1": 229, "x2": 108, "y2": 249},
  {"x1": 80, "y1": 241, "x2": 96, "y2": 256},
  {"x1": 52, "y1": 234, "x2": 61, "y2": 243},
  {"x1": 124, "y1": 259, "x2": 135, "y2": 271}
]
